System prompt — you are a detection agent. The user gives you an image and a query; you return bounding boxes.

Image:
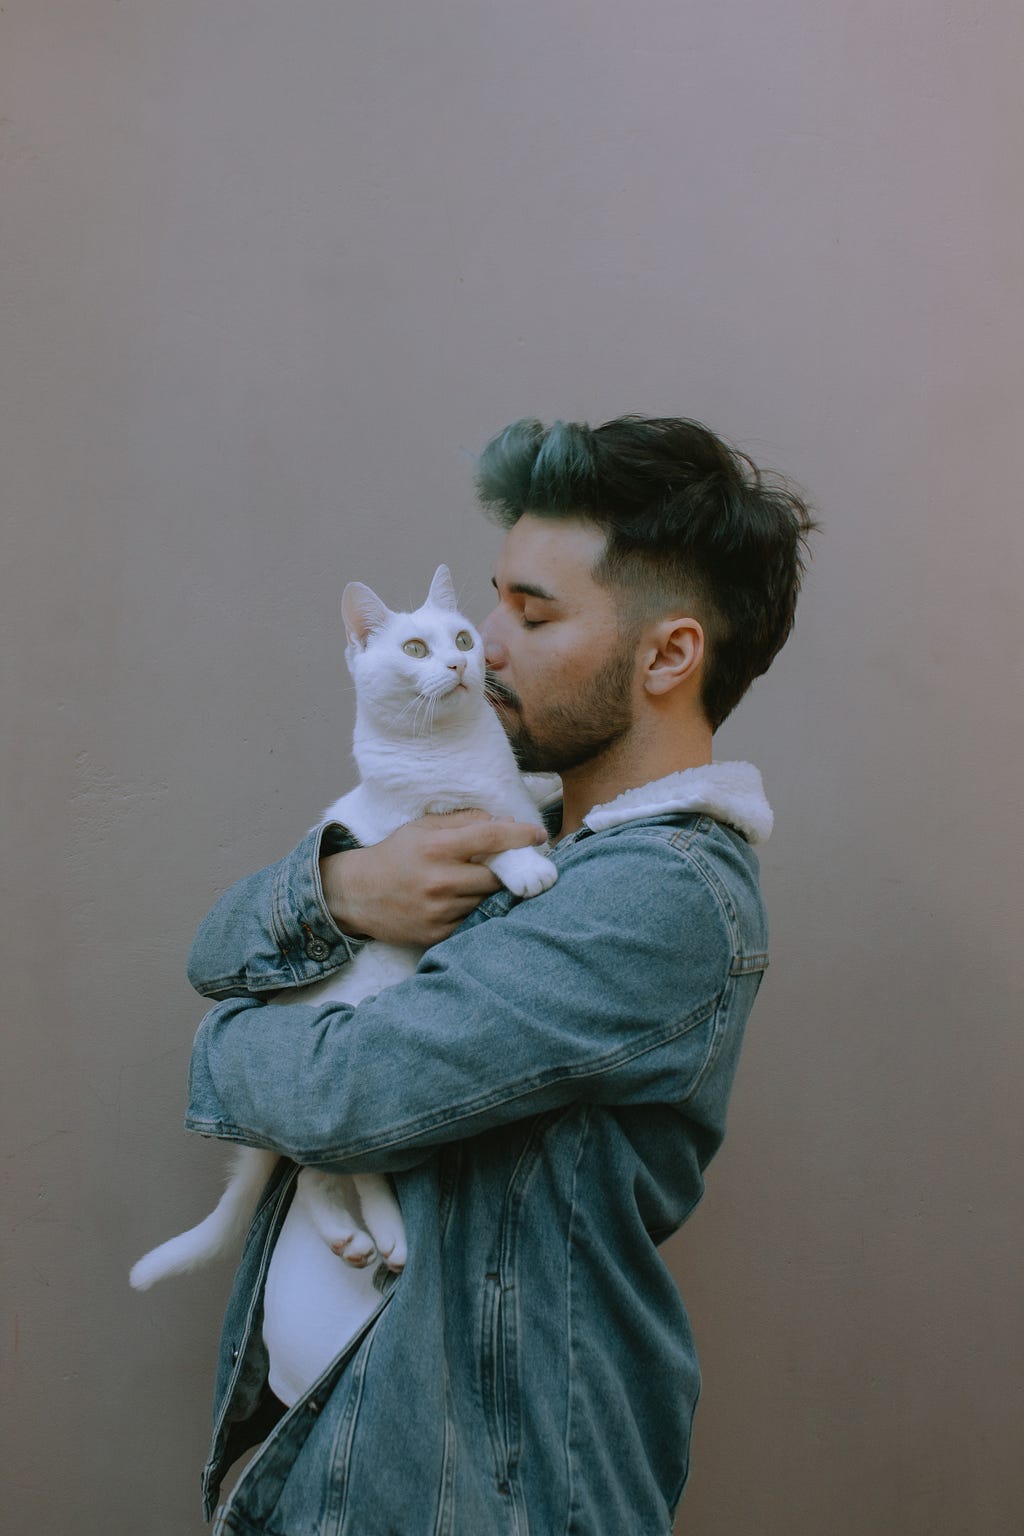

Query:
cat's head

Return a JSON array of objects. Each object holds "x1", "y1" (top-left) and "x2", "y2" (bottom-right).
[{"x1": 342, "y1": 565, "x2": 486, "y2": 732}]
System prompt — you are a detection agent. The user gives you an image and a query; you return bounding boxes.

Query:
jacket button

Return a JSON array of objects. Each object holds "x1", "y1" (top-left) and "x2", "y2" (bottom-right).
[
  {"x1": 304, "y1": 932, "x2": 330, "y2": 962},
  {"x1": 307, "y1": 1399, "x2": 320, "y2": 1416},
  {"x1": 231, "y1": 1345, "x2": 239, "y2": 1363}
]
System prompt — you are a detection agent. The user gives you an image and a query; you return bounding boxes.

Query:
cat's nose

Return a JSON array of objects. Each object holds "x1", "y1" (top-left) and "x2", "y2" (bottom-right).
[{"x1": 448, "y1": 658, "x2": 466, "y2": 678}]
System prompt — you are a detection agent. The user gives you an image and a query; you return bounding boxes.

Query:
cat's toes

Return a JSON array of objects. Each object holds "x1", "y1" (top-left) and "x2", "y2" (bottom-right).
[
  {"x1": 489, "y1": 847, "x2": 557, "y2": 899},
  {"x1": 377, "y1": 1233, "x2": 407, "y2": 1273},
  {"x1": 511, "y1": 862, "x2": 558, "y2": 898},
  {"x1": 521, "y1": 864, "x2": 558, "y2": 896},
  {"x1": 329, "y1": 1230, "x2": 377, "y2": 1267},
  {"x1": 343, "y1": 1249, "x2": 376, "y2": 1269}
]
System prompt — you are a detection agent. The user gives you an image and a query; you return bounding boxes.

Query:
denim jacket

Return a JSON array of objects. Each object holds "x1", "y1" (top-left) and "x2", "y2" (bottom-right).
[{"x1": 184, "y1": 762, "x2": 772, "y2": 1536}]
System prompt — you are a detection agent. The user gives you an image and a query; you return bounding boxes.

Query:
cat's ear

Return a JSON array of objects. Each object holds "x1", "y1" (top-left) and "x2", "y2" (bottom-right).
[
  {"x1": 342, "y1": 582, "x2": 390, "y2": 647},
  {"x1": 427, "y1": 564, "x2": 458, "y2": 612}
]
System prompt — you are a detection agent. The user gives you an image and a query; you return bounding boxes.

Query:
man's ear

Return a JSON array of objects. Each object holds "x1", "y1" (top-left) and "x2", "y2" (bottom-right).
[{"x1": 642, "y1": 617, "x2": 705, "y2": 696}]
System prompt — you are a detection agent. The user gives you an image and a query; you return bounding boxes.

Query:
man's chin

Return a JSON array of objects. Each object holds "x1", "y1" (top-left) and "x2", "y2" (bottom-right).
[
  {"x1": 491, "y1": 708, "x2": 536, "y2": 768},
  {"x1": 488, "y1": 693, "x2": 524, "y2": 731},
  {"x1": 486, "y1": 693, "x2": 555, "y2": 772},
  {"x1": 507, "y1": 729, "x2": 552, "y2": 774}
]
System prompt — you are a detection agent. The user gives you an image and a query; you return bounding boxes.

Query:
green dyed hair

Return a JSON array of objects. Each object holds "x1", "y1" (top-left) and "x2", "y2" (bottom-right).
[{"x1": 475, "y1": 415, "x2": 818, "y2": 731}]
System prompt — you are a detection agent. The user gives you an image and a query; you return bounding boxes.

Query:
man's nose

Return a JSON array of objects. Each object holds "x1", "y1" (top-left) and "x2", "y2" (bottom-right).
[{"x1": 479, "y1": 609, "x2": 505, "y2": 668}]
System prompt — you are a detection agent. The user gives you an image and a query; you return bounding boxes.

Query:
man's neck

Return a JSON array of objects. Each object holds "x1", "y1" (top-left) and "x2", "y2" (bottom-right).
[{"x1": 556, "y1": 719, "x2": 714, "y2": 839}]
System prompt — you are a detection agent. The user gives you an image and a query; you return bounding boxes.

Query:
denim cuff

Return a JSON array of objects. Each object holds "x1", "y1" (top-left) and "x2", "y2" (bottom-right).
[
  {"x1": 271, "y1": 822, "x2": 368, "y2": 986},
  {"x1": 187, "y1": 823, "x2": 368, "y2": 998}
]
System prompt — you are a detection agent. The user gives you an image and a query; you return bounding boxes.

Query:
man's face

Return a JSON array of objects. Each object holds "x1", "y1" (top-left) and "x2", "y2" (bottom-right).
[{"x1": 479, "y1": 514, "x2": 638, "y2": 773}]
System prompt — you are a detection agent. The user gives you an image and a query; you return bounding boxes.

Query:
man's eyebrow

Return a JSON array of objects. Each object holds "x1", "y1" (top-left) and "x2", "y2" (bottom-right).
[{"x1": 490, "y1": 577, "x2": 559, "y2": 602}]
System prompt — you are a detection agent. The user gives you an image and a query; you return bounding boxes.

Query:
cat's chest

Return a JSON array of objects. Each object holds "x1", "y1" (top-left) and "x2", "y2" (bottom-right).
[
  {"x1": 342, "y1": 769, "x2": 508, "y2": 833},
  {"x1": 398, "y1": 766, "x2": 525, "y2": 824}
]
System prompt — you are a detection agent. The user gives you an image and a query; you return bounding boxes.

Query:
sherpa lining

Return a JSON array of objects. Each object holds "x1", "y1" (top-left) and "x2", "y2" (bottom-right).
[{"x1": 582, "y1": 761, "x2": 773, "y2": 845}]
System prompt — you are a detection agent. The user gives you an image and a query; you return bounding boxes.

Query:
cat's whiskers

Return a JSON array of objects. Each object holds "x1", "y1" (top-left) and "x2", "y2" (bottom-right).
[
  {"x1": 393, "y1": 676, "x2": 468, "y2": 737},
  {"x1": 390, "y1": 692, "x2": 430, "y2": 735},
  {"x1": 407, "y1": 689, "x2": 438, "y2": 738},
  {"x1": 484, "y1": 677, "x2": 516, "y2": 709}
]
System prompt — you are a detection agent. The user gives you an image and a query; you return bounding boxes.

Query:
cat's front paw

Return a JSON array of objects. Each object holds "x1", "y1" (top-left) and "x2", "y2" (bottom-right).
[{"x1": 488, "y1": 845, "x2": 558, "y2": 899}]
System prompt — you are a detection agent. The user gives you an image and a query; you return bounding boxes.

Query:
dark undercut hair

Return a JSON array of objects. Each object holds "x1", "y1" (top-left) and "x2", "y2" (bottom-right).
[{"x1": 475, "y1": 415, "x2": 818, "y2": 731}]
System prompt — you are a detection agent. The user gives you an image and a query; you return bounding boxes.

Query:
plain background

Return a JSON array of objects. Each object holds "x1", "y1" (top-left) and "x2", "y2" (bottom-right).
[{"x1": 2, "y1": 3, "x2": 1022, "y2": 1533}]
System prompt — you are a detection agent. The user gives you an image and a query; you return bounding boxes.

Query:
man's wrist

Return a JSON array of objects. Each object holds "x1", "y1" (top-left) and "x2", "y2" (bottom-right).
[{"x1": 319, "y1": 848, "x2": 373, "y2": 940}]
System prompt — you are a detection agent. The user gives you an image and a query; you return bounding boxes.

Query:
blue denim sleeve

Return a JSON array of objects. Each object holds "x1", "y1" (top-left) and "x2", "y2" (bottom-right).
[
  {"x1": 186, "y1": 823, "x2": 367, "y2": 1000},
  {"x1": 185, "y1": 827, "x2": 763, "y2": 1169}
]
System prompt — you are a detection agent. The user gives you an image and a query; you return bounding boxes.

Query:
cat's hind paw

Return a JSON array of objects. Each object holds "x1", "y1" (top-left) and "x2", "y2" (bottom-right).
[
  {"x1": 356, "y1": 1184, "x2": 407, "y2": 1273},
  {"x1": 329, "y1": 1229, "x2": 378, "y2": 1267},
  {"x1": 488, "y1": 845, "x2": 558, "y2": 899},
  {"x1": 375, "y1": 1231, "x2": 407, "y2": 1274}
]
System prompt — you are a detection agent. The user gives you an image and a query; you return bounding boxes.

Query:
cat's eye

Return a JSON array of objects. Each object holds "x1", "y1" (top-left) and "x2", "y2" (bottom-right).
[
  {"x1": 403, "y1": 639, "x2": 429, "y2": 658},
  {"x1": 455, "y1": 631, "x2": 474, "y2": 651}
]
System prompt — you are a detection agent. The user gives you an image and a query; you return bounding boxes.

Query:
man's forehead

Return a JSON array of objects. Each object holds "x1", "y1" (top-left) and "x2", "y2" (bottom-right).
[{"x1": 492, "y1": 513, "x2": 607, "y2": 596}]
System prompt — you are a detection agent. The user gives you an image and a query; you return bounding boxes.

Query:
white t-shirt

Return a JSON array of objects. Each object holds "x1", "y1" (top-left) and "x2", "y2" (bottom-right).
[{"x1": 262, "y1": 1173, "x2": 384, "y2": 1407}]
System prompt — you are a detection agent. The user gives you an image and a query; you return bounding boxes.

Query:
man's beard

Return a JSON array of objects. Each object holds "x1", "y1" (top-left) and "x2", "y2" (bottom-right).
[{"x1": 486, "y1": 643, "x2": 636, "y2": 774}]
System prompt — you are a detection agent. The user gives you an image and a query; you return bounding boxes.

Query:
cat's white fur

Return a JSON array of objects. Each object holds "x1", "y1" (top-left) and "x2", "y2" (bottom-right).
[{"x1": 129, "y1": 565, "x2": 556, "y2": 1310}]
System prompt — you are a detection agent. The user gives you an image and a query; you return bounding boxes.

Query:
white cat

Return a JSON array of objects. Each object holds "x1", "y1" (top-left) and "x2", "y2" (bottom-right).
[{"x1": 130, "y1": 564, "x2": 556, "y2": 1396}]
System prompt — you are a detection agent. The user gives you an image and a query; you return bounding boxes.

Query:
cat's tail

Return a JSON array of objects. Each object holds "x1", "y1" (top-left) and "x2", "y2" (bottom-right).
[{"x1": 129, "y1": 1147, "x2": 279, "y2": 1291}]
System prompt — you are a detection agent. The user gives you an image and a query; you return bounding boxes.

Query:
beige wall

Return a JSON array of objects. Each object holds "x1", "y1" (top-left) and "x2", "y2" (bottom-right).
[{"x1": 2, "y1": 3, "x2": 1021, "y2": 1532}]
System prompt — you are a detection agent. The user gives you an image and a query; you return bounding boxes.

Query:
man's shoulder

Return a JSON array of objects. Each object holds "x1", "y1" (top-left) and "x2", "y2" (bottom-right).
[
  {"x1": 558, "y1": 811, "x2": 768, "y2": 962},
  {"x1": 563, "y1": 809, "x2": 763, "y2": 904}
]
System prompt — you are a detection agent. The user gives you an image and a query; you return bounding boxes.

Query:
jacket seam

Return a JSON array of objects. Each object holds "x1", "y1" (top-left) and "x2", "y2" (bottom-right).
[
  {"x1": 195, "y1": 967, "x2": 296, "y2": 1000},
  {"x1": 564, "y1": 1107, "x2": 590, "y2": 1535},
  {"x1": 269, "y1": 861, "x2": 295, "y2": 970},
  {"x1": 498, "y1": 1114, "x2": 564, "y2": 1483},
  {"x1": 325, "y1": 1318, "x2": 378, "y2": 1534},
  {"x1": 667, "y1": 819, "x2": 762, "y2": 966}
]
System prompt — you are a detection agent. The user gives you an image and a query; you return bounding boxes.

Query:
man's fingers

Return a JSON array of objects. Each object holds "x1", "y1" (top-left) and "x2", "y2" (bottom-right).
[
  {"x1": 434, "y1": 864, "x2": 504, "y2": 898},
  {"x1": 430, "y1": 817, "x2": 548, "y2": 860}
]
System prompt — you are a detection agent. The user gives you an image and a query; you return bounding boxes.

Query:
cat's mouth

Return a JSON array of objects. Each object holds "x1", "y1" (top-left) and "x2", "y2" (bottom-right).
[{"x1": 431, "y1": 678, "x2": 471, "y2": 703}]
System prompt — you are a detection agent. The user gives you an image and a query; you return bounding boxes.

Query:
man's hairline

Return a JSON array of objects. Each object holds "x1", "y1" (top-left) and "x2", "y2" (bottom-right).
[{"x1": 497, "y1": 503, "x2": 705, "y2": 632}]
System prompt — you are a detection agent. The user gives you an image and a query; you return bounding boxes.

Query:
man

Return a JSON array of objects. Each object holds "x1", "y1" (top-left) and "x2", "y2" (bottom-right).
[{"x1": 185, "y1": 416, "x2": 815, "y2": 1535}]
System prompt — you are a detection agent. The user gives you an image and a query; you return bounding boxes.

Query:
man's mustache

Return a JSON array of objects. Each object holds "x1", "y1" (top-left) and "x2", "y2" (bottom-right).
[{"x1": 485, "y1": 671, "x2": 521, "y2": 710}]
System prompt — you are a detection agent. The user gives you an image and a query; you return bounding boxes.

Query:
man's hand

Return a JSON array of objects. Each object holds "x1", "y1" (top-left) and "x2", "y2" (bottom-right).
[{"x1": 320, "y1": 810, "x2": 550, "y2": 948}]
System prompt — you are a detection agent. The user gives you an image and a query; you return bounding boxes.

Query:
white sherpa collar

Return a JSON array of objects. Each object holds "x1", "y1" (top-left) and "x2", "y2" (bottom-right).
[{"x1": 582, "y1": 761, "x2": 773, "y2": 844}]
